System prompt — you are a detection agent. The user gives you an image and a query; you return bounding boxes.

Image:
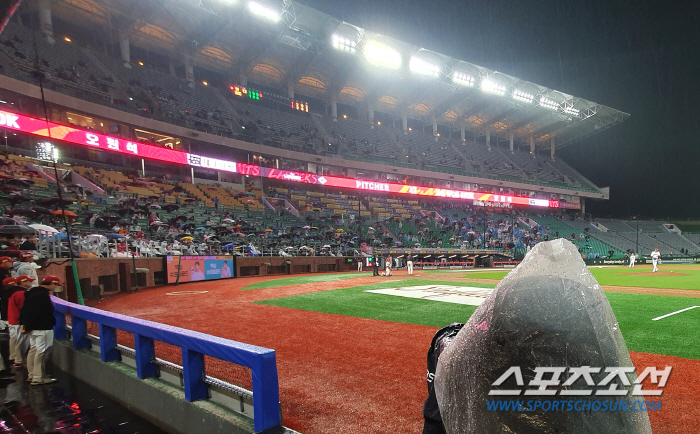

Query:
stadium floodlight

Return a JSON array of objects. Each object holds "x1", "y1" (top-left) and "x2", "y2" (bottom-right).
[
  {"x1": 481, "y1": 79, "x2": 506, "y2": 96},
  {"x1": 332, "y1": 34, "x2": 356, "y2": 53},
  {"x1": 364, "y1": 41, "x2": 402, "y2": 69},
  {"x1": 512, "y1": 89, "x2": 534, "y2": 103},
  {"x1": 563, "y1": 106, "x2": 580, "y2": 116},
  {"x1": 409, "y1": 56, "x2": 440, "y2": 77},
  {"x1": 248, "y1": 1, "x2": 280, "y2": 22},
  {"x1": 539, "y1": 96, "x2": 559, "y2": 111},
  {"x1": 452, "y1": 72, "x2": 474, "y2": 87}
]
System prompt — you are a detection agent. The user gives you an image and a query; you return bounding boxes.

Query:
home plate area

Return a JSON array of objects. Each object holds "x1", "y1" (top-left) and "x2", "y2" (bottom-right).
[{"x1": 365, "y1": 285, "x2": 494, "y2": 306}]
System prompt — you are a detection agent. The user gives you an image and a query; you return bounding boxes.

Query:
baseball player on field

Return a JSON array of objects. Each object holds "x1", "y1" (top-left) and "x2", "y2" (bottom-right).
[
  {"x1": 628, "y1": 252, "x2": 636, "y2": 268},
  {"x1": 650, "y1": 248, "x2": 660, "y2": 272}
]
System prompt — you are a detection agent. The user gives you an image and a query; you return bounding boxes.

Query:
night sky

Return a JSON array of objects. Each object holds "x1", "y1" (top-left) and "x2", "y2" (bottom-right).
[{"x1": 299, "y1": 0, "x2": 700, "y2": 219}]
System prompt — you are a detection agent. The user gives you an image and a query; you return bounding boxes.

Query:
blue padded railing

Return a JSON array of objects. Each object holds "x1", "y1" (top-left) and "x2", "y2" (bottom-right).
[{"x1": 51, "y1": 296, "x2": 281, "y2": 433}]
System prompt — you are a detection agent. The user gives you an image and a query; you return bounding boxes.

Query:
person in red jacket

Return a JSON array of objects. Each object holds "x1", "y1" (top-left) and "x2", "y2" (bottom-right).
[{"x1": 9, "y1": 275, "x2": 32, "y2": 367}]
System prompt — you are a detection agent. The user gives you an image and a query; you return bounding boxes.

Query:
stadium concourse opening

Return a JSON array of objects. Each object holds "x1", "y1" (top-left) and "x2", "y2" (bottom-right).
[{"x1": 0, "y1": 0, "x2": 697, "y2": 433}]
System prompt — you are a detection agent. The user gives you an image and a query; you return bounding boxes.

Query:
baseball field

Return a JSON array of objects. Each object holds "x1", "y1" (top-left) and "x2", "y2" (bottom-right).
[{"x1": 94, "y1": 263, "x2": 700, "y2": 434}]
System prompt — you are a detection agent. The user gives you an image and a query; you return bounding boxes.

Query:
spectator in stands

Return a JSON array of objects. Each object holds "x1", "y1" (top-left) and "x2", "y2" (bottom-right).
[{"x1": 20, "y1": 275, "x2": 61, "y2": 386}]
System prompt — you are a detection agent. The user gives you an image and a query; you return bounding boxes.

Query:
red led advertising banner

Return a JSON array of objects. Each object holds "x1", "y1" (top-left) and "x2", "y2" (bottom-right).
[{"x1": 0, "y1": 109, "x2": 578, "y2": 209}]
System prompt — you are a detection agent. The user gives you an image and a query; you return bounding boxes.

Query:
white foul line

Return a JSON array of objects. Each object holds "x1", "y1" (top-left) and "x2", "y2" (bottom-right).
[{"x1": 652, "y1": 306, "x2": 700, "y2": 321}]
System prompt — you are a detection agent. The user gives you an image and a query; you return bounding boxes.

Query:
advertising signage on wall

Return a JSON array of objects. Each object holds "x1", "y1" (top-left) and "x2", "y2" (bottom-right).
[
  {"x1": 0, "y1": 109, "x2": 579, "y2": 209},
  {"x1": 166, "y1": 255, "x2": 234, "y2": 284}
]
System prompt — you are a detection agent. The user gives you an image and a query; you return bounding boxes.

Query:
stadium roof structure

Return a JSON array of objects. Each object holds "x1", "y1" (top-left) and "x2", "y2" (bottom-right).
[{"x1": 48, "y1": 0, "x2": 629, "y2": 150}]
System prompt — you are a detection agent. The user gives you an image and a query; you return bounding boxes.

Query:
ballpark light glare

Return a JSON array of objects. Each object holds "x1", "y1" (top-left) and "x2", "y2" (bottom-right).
[
  {"x1": 364, "y1": 41, "x2": 402, "y2": 69},
  {"x1": 248, "y1": 1, "x2": 280, "y2": 21}
]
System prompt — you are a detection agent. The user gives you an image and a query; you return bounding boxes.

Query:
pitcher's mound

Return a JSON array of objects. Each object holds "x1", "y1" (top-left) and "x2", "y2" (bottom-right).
[{"x1": 616, "y1": 271, "x2": 690, "y2": 277}]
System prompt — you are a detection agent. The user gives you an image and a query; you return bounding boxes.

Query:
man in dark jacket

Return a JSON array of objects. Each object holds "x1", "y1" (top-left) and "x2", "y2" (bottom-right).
[{"x1": 19, "y1": 275, "x2": 60, "y2": 386}]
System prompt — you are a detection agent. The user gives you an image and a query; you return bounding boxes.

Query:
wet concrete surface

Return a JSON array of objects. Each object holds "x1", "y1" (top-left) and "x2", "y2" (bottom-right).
[{"x1": 0, "y1": 332, "x2": 168, "y2": 434}]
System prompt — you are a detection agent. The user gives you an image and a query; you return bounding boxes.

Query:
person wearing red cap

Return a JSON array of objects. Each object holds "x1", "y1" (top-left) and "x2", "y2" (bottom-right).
[
  {"x1": 9, "y1": 275, "x2": 32, "y2": 367},
  {"x1": 0, "y1": 257, "x2": 13, "y2": 282},
  {"x1": 13, "y1": 252, "x2": 39, "y2": 282},
  {"x1": 19, "y1": 275, "x2": 60, "y2": 386}
]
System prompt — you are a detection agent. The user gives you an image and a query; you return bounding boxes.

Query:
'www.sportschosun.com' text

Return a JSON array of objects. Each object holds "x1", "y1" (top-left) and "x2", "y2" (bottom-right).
[{"x1": 487, "y1": 400, "x2": 662, "y2": 412}]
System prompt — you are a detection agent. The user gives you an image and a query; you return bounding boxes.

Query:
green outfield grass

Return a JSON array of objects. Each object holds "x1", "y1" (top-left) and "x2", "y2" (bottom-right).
[
  {"x1": 460, "y1": 266, "x2": 700, "y2": 290},
  {"x1": 256, "y1": 279, "x2": 489, "y2": 326},
  {"x1": 256, "y1": 280, "x2": 700, "y2": 359},
  {"x1": 241, "y1": 273, "x2": 363, "y2": 290}
]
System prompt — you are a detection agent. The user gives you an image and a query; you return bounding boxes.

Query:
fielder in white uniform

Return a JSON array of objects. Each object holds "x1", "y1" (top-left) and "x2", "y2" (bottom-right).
[
  {"x1": 406, "y1": 254, "x2": 414, "y2": 275},
  {"x1": 628, "y1": 253, "x2": 636, "y2": 268},
  {"x1": 384, "y1": 256, "x2": 392, "y2": 276},
  {"x1": 650, "y1": 248, "x2": 660, "y2": 272}
]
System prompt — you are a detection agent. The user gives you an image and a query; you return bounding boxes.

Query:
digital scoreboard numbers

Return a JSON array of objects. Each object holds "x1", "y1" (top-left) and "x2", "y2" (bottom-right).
[
  {"x1": 229, "y1": 85, "x2": 263, "y2": 100},
  {"x1": 291, "y1": 100, "x2": 309, "y2": 112}
]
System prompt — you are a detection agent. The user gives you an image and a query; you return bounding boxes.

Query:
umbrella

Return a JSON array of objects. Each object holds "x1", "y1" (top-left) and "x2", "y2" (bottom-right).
[
  {"x1": 0, "y1": 185, "x2": 20, "y2": 192},
  {"x1": 183, "y1": 198, "x2": 195, "y2": 203},
  {"x1": 180, "y1": 236, "x2": 194, "y2": 241},
  {"x1": 38, "y1": 197, "x2": 73, "y2": 206},
  {"x1": 303, "y1": 225, "x2": 310, "y2": 229},
  {"x1": 180, "y1": 223, "x2": 195, "y2": 230},
  {"x1": 195, "y1": 227, "x2": 207, "y2": 231},
  {"x1": 29, "y1": 224, "x2": 58, "y2": 233},
  {"x1": 223, "y1": 218, "x2": 235, "y2": 223},
  {"x1": 6, "y1": 178, "x2": 32, "y2": 186},
  {"x1": 322, "y1": 245, "x2": 331, "y2": 248},
  {"x1": 104, "y1": 233, "x2": 125, "y2": 239},
  {"x1": 8, "y1": 194, "x2": 31, "y2": 204},
  {"x1": 0, "y1": 216, "x2": 19, "y2": 225},
  {"x1": 163, "y1": 204, "x2": 179, "y2": 212},
  {"x1": 30, "y1": 206, "x2": 53, "y2": 215},
  {"x1": 148, "y1": 195, "x2": 160, "y2": 200},
  {"x1": 368, "y1": 227, "x2": 375, "y2": 231},
  {"x1": 223, "y1": 243, "x2": 235, "y2": 249},
  {"x1": 150, "y1": 204, "x2": 161, "y2": 209},
  {"x1": 246, "y1": 192, "x2": 255, "y2": 196},
  {"x1": 117, "y1": 219, "x2": 131, "y2": 225},
  {"x1": 233, "y1": 192, "x2": 246, "y2": 199},
  {"x1": 264, "y1": 229, "x2": 273, "y2": 232},
  {"x1": 117, "y1": 208, "x2": 134, "y2": 215},
  {"x1": 0, "y1": 225, "x2": 36, "y2": 234},
  {"x1": 150, "y1": 221, "x2": 168, "y2": 226},
  {"x1": 8, "y1": 207, "x2": 35, "y2": 216},
  {"x1": 336, "y1": 229, "x2": 344, "y2": 232},
  {"x1": 172, "y1": 186, "x2": 184, "y2": 193},
  {"x1": 53, "y1": 210, "x2": 78, "y2": 217},
  {"x1": 0, "y1": 173, "x2": 11, "y2": 179},
  {"x1": 311, "y1": 227, "x2": 318, "y2": 230},
  {"x1": 419, "y1": 222, "x2": 426, "y2": 225}
]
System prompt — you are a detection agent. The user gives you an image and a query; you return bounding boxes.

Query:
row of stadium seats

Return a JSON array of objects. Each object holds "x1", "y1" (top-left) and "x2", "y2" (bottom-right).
[
  {"x1": 0, "y1": 20, "x2": 600, "y2": 193},
  {"x1": 4, "y1": 149, "x2": 698, "y2": 258}
]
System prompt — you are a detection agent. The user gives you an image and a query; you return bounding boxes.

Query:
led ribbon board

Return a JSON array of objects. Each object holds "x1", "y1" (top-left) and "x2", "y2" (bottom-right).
[{"x1": 0, "y1": 110, "x2": 574, "y2": 209}]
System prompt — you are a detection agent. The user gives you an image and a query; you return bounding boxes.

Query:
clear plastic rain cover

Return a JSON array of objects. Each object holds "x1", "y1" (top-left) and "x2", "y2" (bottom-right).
[{"x1": 434, "y1": 239, "x2": 652, "y2": 434}]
